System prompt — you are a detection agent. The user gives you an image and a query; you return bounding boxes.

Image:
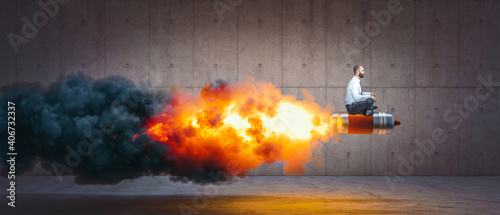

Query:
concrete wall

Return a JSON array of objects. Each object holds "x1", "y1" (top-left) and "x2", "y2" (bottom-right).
[{"x1": 1, "y1": 0, "x2": 499, "y2": 176}]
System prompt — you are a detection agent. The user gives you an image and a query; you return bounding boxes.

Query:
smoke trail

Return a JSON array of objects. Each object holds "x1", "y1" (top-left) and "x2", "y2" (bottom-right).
[{"x1": 0, "y1": 74, "x2": 230, "y2": 184}]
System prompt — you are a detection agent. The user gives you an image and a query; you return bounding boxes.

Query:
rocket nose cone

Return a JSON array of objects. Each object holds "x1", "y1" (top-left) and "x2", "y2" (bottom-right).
[{"x1": 394, "y1": 120, "x2": 401, "y2": 126}]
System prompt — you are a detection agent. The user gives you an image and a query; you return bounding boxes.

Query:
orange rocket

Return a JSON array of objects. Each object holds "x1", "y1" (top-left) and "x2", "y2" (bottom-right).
[{"x1": 331, "y1": 112, "x2": 401, "y2": 135}]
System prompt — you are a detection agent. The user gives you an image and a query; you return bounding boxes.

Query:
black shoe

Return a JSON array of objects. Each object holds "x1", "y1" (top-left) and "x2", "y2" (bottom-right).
[
  {"x1": 372, "y1": 106, "x2": 378, "y2": 110},
  {"x1": 363, "y1": 110, "x2": 373, "y2": 116}
]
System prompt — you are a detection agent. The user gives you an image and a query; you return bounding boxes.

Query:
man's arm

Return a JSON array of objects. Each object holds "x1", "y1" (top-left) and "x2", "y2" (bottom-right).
[
  {"x1": 362, "y1": 91, "x2": 371, "y2": 95},
  {"x1": 351, "y1": 82, "x2": 371, "y2": 101}
]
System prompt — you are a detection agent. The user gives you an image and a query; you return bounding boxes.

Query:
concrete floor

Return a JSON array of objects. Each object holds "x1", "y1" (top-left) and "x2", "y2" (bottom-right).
[{"x1": 1, "y1": 176, "x2": 499, "y2": 214}]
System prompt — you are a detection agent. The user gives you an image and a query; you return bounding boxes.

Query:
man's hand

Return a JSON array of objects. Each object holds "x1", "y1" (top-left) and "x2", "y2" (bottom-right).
[{"x1": 371, "y1": 94, "x2": 376, "y2": 102}]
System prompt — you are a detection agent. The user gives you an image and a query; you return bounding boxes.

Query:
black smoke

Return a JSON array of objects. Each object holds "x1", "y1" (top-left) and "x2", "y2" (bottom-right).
[{"x1": 0, "y1": 74, "x2": 229, "y2": 184}]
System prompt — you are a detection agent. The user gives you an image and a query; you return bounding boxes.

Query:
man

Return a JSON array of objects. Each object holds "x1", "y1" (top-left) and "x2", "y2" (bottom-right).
[{"x1": 345, "y1": 65, "x2": 377, "y2": 116}]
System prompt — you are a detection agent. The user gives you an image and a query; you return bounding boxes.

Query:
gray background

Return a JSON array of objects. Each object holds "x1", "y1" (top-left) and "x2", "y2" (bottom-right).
[{"x1": 1, "y1": 0, "x2": 499, "y2": 176}]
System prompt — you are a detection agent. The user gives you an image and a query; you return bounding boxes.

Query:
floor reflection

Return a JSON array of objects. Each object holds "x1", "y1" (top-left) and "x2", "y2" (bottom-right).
[{"x1": 6, "y1": 195, "x2": 425, "y2": 214}]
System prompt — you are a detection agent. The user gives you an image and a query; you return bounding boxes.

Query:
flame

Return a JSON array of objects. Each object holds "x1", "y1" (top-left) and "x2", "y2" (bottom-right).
[{"x1": 145, "y1": 79, "x2": 337, "y2": 177}]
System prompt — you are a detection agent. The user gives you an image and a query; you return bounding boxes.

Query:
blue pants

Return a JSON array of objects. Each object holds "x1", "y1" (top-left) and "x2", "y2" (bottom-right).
[{"x1": 346, "y1": 98, "x2": 374, "y2": 115}]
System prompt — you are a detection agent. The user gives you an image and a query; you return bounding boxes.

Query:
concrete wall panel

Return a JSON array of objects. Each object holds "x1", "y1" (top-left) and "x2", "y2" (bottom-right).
[
  {"x1": 369, "y1": 88, "x2": 415, "y2": 175},
  {"x1": 282, "y1": 0, "x2": 326, "y2": 87},
  {"x1": 370, "y1": 0, "x2": 414, "y2": 87},
  {"x1": 327, "y1": 88, "x2": 371, "y2": 175},
  {"x1": 150, "y1": 0, "x2": 194, "y2": 88},
  {"x1": 2, "y1": 0, "x2": 499, "y2": 177},
  {"x1": 106, "y1": 0, "x2": 149, "y2": 83},
  {"x1": 459, "y1": 88, "x2": 500, "y2": 175},
  {"x1": 61, "y1": 0, "x2": 106, "y2": 78},
  {"x1": 238, "y1": 0, "x2": 282, "y2": 87},
  {"x1": 415, "y1": 0, "x2": 459, "y2": 87},
  {"x1": 17, "y1": 0, "x2": 61, "y2": 87},
  {"x1": 193, "y1": 0, "x2": 238, "y2": 87},
  {"x1": 415, "y1": 88, "x2": 460, "y2": 175},
  {"x1": 459, "y1": 0, "x2": 500, "y2": 87},
  {"x1": 0, "y1": 0, "x2": 17, "y2": 86},
  {"x1": 327, "y1": 0, "x2": 371, "y2": 87},
  {"x1": 238, "y1": 0, "x2": 282, "y2": 86}
]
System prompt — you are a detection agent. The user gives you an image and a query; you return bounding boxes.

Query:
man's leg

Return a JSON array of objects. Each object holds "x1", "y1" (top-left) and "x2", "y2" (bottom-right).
[{"x1": 347, "y1": 98, "x2": 374, "y2": 115}]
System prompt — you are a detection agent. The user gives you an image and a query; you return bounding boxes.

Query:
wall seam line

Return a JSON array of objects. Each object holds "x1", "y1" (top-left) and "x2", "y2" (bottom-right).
[
  {"x1": 413, "y1": 0, "x2": 417, "y2": 176},
  {"x1": 148, "y1": 86, "x2": 500, "y2": 89},
  {"x1": 281, "y1": 0, "x2": 284, "y2": 89},
  {"x1": 59, "y1": 2, "x2": 62, "y2": 79},
  {"x1": 148, "y1": 0, "x2": 151, "y2": 85},
  {"x1": 281, "y1": 0, "x2": 284, "y2": 176},
  {"x1": 192, "y1": 0, "x2": 195, "y2": 88},
  {"x1": 369, "y1": 0, "x2": 373, "y2": 176},
  {"x1": 237, "y1": 0, "x2": 239, "y2": 83},
  {"x1": 104, "y1": 0, "x2": 107, "y2": 77},
  {"x1": 457, "y1": 0, "x2": 461, "y2": 175},
  {"x1": 325, "y1": 0, "x2": 328, "y2": 176}
]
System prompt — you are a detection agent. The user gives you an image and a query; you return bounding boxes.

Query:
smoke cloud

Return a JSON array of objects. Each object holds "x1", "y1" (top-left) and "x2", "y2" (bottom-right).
[{"x1": 0, "y1": 74, "x2": 230, "y2": 184}]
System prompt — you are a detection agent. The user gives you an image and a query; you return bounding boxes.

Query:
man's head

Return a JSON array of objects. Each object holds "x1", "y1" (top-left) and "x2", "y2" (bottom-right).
[{"x1": 353, "y1": 65, "x2": 365, "y2": 78}]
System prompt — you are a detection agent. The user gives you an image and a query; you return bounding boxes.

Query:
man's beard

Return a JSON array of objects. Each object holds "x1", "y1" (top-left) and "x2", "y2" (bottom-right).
[{"x1": 359, "y1": 73, "x2": 364, "y2": 78}]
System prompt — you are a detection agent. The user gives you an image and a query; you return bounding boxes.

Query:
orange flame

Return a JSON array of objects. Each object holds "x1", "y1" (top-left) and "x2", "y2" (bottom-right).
[{"x1": 145, "y1": 79, "x2": 337, "y2": 177}]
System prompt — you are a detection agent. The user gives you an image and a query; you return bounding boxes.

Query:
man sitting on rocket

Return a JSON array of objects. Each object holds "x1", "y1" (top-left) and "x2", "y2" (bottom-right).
[{"x1": 345, "y1": 65, "x2": 377, "y2": 116}]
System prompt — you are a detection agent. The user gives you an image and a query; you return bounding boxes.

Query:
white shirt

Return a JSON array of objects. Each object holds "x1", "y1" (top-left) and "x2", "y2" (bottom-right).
[{"x1": 345, "y1": 76, "x2": 371, "y2": 106}]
